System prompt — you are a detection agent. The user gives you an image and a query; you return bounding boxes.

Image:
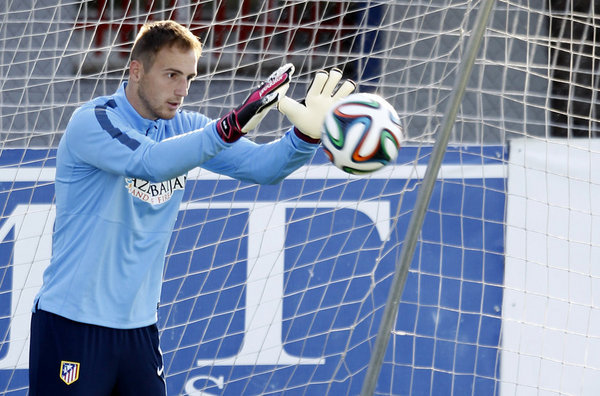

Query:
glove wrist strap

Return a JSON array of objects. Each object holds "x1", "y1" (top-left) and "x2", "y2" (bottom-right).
[
  {"x1": 293, "y1": 127, "x2": 321, "y2": 144},
  {"x1": 217, "y1": 112, "x2": 243, "y2": 143}
]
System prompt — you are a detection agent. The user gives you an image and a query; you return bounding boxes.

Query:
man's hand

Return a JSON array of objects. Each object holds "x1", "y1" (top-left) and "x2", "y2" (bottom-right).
[
  {"x1": 278, "y1": 68, "x2": 356, "y2": 142},
  {"x1": 217, "y1": 63, "x2": 294, "y2": 143}
]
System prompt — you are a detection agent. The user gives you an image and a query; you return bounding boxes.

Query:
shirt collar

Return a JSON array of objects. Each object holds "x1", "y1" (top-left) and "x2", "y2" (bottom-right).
[{"x1": 113, "y1": 81, "x2": 159, "y2": 133}]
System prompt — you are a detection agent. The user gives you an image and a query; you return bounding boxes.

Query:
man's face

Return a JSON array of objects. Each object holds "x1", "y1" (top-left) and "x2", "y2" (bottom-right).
[{"x1": 131, "y1": 45, "x2": 198, "y2": 120}]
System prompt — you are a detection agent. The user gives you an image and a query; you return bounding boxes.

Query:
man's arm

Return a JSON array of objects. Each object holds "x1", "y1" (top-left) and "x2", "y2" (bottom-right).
[
  {"x1": 63, "y1": 106, "x2": 228, "y2": 183},
  {"x1": 201, "y1": 127, "x2": 319, "y2": 184},
  {"x1": 62, "y1": 65, "x2": 295, "y2": 183},
  {"x1": 199, "y1": 68, "x2": 356, "y2": 185}
]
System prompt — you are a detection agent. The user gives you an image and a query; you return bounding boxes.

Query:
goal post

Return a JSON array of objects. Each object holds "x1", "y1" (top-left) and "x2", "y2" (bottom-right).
[
  {"x1": 1, "y1": 1, "x2": 600, "y2": 395},
  {"x1": 360, "y1": 1, "x2": 497, "y2": 394}
]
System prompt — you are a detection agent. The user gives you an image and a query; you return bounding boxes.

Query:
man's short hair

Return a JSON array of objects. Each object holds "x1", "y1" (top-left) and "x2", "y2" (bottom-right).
[{"x1": 130, "y1": 20, "x2": 202, "y2": 70}]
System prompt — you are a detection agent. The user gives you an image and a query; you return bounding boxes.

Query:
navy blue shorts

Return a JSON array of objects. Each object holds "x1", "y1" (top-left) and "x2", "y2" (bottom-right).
[{"x1": 29, "y1": 309, "x2": 166, "y2": 396}]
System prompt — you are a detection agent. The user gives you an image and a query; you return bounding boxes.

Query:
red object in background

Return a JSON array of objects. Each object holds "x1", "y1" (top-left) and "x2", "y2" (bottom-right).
[{"x1": 74, "y1": 1, "x2": 349, "y2": 57}]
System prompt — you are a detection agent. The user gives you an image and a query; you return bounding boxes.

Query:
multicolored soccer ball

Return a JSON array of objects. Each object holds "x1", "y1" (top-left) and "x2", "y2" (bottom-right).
[{"x1": 321, "y1": 93, "x2": 404, "y2": 174}]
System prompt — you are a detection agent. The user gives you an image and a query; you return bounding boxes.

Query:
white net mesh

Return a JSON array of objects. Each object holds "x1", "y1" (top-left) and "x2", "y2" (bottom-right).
[{"x1": 1, "y1": 0, "x2": 599, "y2": 395}]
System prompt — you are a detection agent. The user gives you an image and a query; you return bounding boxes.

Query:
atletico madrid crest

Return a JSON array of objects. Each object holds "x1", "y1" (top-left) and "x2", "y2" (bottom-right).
[{"x1": 60, "y1": 361, "x2": 80, "y2": 385}]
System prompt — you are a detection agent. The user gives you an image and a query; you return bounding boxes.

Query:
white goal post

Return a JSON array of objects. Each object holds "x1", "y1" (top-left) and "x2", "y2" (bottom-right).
[{"x1": 1, "y1": 1, "x2": 600, "y2": 395}]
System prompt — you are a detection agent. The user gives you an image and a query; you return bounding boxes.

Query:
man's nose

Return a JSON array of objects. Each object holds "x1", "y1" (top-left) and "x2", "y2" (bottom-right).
[{"x1": 175, "y1": 80, "x2": 189, "y2": 97}]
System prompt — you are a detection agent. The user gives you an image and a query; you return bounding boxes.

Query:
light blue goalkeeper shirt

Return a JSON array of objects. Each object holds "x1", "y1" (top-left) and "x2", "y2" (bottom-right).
[{"x1": 34, "y1": 82, "x2": 318, "y2": 329}]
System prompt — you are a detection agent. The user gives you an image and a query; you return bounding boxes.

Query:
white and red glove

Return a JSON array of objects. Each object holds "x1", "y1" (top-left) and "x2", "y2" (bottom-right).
[
  {"x1": 217, "y1": 63, "x2": 295, "y2": 143},
  {"x1": 278, "y1": 68, "x2": 356, "y2": 142}
]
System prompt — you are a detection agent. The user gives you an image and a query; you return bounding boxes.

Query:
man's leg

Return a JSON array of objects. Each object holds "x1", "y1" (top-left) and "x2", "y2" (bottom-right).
[
  {"x1": 29, "y1": 309, "x2": 118, "y2": 395},
  {"x1": 114, "y1": 323, "x2": 166, "y2": 396}
]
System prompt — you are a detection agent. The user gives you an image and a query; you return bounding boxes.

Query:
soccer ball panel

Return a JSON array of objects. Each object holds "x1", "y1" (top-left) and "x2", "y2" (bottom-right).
[{"x1": 321, "y1": 93, "x2": 404, "y2": 175}]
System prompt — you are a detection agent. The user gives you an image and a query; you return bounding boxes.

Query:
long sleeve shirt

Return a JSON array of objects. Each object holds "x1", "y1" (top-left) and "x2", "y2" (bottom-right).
[{"x1": 34, "y1": 82, "x2": 318, "y2": 329}]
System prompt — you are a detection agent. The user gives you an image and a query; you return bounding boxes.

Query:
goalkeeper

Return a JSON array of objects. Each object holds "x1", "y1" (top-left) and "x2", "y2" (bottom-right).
[{"x1": 28, "y1": 20, "x2": 355, "y2": 395}]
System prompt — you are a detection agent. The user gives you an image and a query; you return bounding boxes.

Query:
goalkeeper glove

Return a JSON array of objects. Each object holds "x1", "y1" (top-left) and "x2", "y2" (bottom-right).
[
  {"x1": 278, "y1": 68, "x2": 356, "y2": 141},
  {"x1": 217, "y1": 63, "x2": 294, "y2": 143}
]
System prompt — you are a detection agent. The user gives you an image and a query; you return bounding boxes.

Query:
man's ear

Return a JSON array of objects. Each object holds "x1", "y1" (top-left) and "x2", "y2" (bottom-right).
[{"x1": 129, "y1": 59, "x2": 143, "y2": 82}]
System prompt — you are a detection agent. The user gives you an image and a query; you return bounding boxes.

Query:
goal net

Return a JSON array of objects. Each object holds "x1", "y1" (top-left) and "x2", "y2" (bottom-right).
[{"x1": 0, "y1": 0, "x2": 598, "y2": 395}]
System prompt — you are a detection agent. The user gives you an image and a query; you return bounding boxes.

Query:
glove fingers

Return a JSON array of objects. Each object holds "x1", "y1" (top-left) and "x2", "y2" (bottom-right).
[
  {"x1": 307, "y1": 70, "x2": 329, "y2": 97},
  {"x1": 322, "y1": 68, "x2": 343, "y2": 96},
  {"x1": 257, "y1": 82, "x2": 290, "y2": 113},
  {"x1": 266, "y1": 63, "x2": 294, "y2": 85},
  {"x1": 257, "y1": 65, "x2": 292, "y2": 111},
  {"x1": 241, "y1": 106, "x2": 271, "y2": 132},
  {"x1": 240, "y1": 92, "x2": 278, "y2": 132},
  {"x1": 333, "y1": 79, "x2": 357, "y2": 100},
  {"x1": 240, "y1": 82, "x2": 290, "y2": 133},
  {"x1": 254, "y1": 63, "x2": 294, "y2": 102},
  {"x1": 274, "y1": 83, "x2": 290, "y2": 102},
  {"x1": 271, "y1": 63, "x2": 295, "y2": 81},
  {"x1": 278, "y1": 68, "x2": 354, "y2": 141},
  {"x1": 277, "y1": 96, "x2": 304, "y2": 119}
]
